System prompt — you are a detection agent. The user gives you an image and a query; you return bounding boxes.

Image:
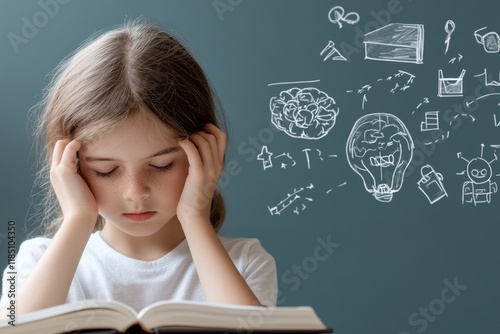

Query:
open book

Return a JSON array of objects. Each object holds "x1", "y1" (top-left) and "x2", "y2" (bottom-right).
[{"x1": 0, "y1": 300, "x2": 332, "y2": 333}]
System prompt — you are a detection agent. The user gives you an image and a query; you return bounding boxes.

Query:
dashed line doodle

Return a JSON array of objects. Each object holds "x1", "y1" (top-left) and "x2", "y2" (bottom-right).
[
  {"x1": 412, "y1": 97, "x2": 430, "y2": 114},
  {"x1": 347, "y1": 70, "x2": 415, "y2": 110},
  {"x1": 270, "y1": 87, "x2": 340, "y2": 140}
]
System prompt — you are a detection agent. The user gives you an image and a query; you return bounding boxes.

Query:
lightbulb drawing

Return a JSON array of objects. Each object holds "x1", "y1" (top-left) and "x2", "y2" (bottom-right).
[{"x1": 346, "y1": 113, "x2": 414, "y2": 202}]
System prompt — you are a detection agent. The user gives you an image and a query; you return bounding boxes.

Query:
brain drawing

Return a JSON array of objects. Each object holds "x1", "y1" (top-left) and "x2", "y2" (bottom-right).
[{"x1": 270, "y1": 87, "x2": 339, "y2": 140}]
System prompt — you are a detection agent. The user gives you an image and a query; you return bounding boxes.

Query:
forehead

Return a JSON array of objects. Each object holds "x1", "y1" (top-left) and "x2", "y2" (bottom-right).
[{"x1": 83, "y1": 111, "x2": 178, "y2": 154}]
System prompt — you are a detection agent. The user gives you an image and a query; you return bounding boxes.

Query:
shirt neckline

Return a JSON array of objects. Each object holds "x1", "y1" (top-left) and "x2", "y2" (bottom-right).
[{"x1": 90, "y1": 231, "x2": 191, "y2": 270}]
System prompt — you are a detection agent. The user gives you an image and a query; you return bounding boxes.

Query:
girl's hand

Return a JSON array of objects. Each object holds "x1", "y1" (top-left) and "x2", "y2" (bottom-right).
[
  {"x1": 177, "y1": 124, "x2": 227, "y2": 224},
  {"x1": 50, "y1": 139, "x2": 98, "y2": 225}
]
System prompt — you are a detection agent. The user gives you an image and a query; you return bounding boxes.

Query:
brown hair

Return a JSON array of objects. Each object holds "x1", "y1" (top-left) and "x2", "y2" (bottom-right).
[{"x1": 33, "y1": 20, "x2": 226, "y2": 237}]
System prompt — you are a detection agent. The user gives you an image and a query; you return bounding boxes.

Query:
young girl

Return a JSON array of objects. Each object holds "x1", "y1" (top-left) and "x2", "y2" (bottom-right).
[{"x1": 0, "y1": 21, "x2": 277, "y2": 315}]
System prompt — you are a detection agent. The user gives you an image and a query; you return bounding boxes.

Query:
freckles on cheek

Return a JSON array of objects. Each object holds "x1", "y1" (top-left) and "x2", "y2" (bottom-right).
[{"x1": 87, "y1": 179, "x2": 117, "y2": 206}]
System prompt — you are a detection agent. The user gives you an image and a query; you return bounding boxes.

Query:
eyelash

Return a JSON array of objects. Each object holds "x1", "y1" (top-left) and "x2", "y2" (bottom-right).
[{"x1": 95, "y1": 163, "x2": 174, "y2": 178}]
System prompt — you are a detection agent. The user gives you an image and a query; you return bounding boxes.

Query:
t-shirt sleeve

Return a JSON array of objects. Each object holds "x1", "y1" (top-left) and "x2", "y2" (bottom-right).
[
  {"x1": 0, "y1": 238, "x2": 50, "y2": 309},
  {"x1": 238, "y1": 239, "x2": 278, "y2": 307}
]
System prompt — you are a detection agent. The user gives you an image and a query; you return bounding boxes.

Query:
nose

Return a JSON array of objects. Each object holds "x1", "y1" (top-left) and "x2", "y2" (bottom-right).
[{"x1": 122, "y1": 172, "x2": 151, "y2": 202}]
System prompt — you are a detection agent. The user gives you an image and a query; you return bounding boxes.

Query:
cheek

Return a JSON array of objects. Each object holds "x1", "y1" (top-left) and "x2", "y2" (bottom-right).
[
  {"x1": 86, "y1": 178, "x2": 116, "y2": 207},
  {"x1": 79, "y1": 169, "x2": 116, "y2": 206},
  {"x1": 158, "y1": 159, "x2": 190, "y2": 201}
]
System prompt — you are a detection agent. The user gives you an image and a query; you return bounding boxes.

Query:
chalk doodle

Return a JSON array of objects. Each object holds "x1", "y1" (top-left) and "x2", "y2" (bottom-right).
[
  {"x1": 423, "y1": 131, "x2": 450, "y2": 146},
  {"x1": 465, "y1": 92, "x2": 500, "y2": 108},
  {"x1": 326, "y1": 182, "x2": 347, "y2": 195},
  {"x1": 448, "y1": 53, "x2": 463, "y2": 64},
  {"x1": 364, "y1": 23, "x2": 424, "y2": 64},
  {"x1": 474, "y1": 27, "x2": 500, "y2": 53},
  {"x1": 268, "y1": 80, "x2": 321, "y2": 87},
  {"x1": 303, "y1": 148, "x2": 324, "y2": 169},
  {"x1": 421, "y1": 111, "x2": 440, "y2": 132},
  {"x1": 412, "y1": 97, "x2": 430, "y2": 114},
  {"x1": 270, "y1": 87, "x2": 340, "y2": 140},
  {"x1": 347, "y1": 70, "x2": 415, "y2": 110},
  {"x1": 444, "y1": 20, "x2": 455, "y2": 54},
  {"x1": 417, "y1": 165, "x2": 448, "y2": 204},
  {"x1": 320, "y1": 40, "x2": 347, "y2": 61},
  {"x1": 328, "y1": 6, "x2": 360, "y2": 29},
  {"x1": 268, "y1": 183, "x2": 315, "y2": 216},
  {"x1": 274, "y1": 152, "x2": 296, "y2": 169},
  {"x1": 438, "y1": 69, "x2": 466, "y2": 97},
  {"x1": 457, "y1": 144, "x2": 498, "y2": 205},
  {"x1": 346, "y1": 113, "x2": 414, "y2": 203},
  {"x1": 257, "y1": 146, "x2": 273, "y2": 170},
  {"x1": 257, "y1": 146, "x2": 336, "y2": 171},
  {"x1": 474, "y1": 68, "x2": 500, "y2": 87}
]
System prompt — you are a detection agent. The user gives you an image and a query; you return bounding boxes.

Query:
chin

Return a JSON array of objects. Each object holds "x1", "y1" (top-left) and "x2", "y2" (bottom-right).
[{"x1": 119, "y1": 224, "x2": 167, "y2": 238}]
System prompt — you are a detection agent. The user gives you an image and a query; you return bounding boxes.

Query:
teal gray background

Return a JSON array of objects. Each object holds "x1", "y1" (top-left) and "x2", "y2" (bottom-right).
[{"x1": 1, "y1": 0, "x2": 499, "y2": 333}]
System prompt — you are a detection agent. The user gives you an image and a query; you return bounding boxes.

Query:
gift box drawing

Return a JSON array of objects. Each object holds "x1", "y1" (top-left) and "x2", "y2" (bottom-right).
[{"x1": 364, "y1": 23, "x2": 424, "y2": 64}]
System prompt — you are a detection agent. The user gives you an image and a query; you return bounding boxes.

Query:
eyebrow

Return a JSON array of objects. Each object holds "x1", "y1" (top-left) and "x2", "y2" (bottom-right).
[{"x1": 84, "y1": 146, "x2": 179, "y2": 162}]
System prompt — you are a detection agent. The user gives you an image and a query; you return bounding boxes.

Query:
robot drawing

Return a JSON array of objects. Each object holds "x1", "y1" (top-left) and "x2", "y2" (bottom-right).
[{"x1": 458, "y1": 146, "x2": 498, "y2": 205}]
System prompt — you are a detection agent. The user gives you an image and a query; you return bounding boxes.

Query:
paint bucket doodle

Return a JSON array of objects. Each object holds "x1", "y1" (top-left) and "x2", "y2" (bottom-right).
[{"x1": 417, "y1": 165, "x2": 448, "y2": 204}]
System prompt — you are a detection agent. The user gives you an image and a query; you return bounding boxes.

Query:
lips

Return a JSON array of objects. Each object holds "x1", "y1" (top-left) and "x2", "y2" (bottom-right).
[{"x1": 123, "y1": 211, "x2": 156, "y2": 221}]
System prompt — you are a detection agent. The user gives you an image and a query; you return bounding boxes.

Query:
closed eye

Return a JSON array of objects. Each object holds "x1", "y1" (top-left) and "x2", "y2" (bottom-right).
[
  {"x1": 151, "y1": 162, "x2": 174, "y2": 171},
  {"x1": 95, "y1": 167, "x2": 118, "y2": 178},
  {"x1": 94, "y1": 162, "x2": 174, "y2": 179}
]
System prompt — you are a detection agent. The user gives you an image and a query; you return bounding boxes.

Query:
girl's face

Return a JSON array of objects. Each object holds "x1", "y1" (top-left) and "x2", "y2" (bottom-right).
[{"x1": 78, "y1": 112, "x2": 189, "y2": 238}]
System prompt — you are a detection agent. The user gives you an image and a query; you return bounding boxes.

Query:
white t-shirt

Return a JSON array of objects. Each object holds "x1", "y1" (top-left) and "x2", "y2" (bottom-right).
[{"x1": 0, "y1": 232, "x2": 277, "y2": 311}]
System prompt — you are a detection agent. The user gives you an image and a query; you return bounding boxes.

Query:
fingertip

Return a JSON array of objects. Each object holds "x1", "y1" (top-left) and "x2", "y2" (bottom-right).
[
  {"x1": 178, "y1": 137, "x2": 196, "y2": 153},
  {"x1": 178, "y1": 137, "x2": 189, "y2": 146},
  {"x1": 68, "y1": 139, "x2": 79, "y2": 148}
]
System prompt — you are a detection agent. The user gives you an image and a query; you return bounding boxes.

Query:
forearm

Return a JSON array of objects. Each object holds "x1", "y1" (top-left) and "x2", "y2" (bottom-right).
[
  {"x1": 182, "y1": 218, "x2": 262, "y2": 306},
  {"x1": 10, "y1": 217, "x2": 93, "y2": 315}
]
